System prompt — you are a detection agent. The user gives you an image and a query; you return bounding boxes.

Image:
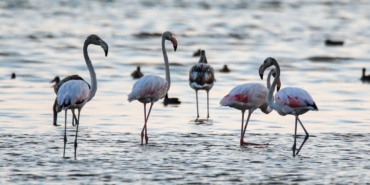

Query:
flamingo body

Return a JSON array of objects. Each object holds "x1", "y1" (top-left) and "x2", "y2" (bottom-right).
[
  {"x1": 128, "y1": 75, "x2": 168, "y2": 103},
  {"x1": 57, "y1": 80, "x2": 90, "y2": 109},
  {"x1": 274, "y1": 87, "x2": 318, "y2": 116},
  {"x1": 220, "y1": 83, "x2": 268, "y2": 112}
]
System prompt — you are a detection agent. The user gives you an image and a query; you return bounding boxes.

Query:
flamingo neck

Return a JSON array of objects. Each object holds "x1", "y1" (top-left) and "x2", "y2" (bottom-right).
[
  {"x1": 83, "y1": 39, "x2": 97, "y2": 102},
  {"x1": 162, "y1": 35, "x2": 171, "y2": 91},
  {"x1": 266, "y1": 69, "x2": 274, "y2": 90},
  {"x1": 267, "y1": 61, "x2": 280, "y2": 110}
]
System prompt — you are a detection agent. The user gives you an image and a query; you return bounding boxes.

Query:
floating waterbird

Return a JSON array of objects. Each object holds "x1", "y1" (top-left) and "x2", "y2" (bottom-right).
[
  {"x1": 131, "y1": 66, "x2": 144, "y2": 79},
  {"x1": 360, "y1": 68, "x2": 370, "y2": 81}
]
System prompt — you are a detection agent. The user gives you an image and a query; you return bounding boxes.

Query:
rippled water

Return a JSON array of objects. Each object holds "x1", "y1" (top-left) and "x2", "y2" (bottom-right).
[{"x1": 1, "y1": 0, "x2": 370, "y2": 184}]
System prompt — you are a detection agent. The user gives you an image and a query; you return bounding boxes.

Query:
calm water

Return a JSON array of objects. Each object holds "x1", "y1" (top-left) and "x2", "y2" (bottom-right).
[{"x1": 1, "y1": 0, "x2": 370, "y2": 184}]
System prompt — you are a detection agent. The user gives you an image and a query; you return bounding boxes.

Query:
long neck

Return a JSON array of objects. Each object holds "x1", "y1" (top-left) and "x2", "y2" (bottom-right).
[
  {"x1": 83, "y1": 40, "x2": 97, "y2": 102},
  {"x1": 266, "y1": 69, "x2": 274, "y2": 90},
  {"x1": 162, "y1": 36, "x2": 171, "y2": 91},
  {"x1": 267, "y1": 62, "x2": 280, "y2": 110}
]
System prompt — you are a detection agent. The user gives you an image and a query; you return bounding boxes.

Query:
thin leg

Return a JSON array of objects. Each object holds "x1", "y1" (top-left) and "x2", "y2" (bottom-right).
[
  {"x1": 295, "y1": 117, "x2": 309, "y2": 156},
  {"x1": 73, "y1": 109, "x2": 80, "y2": 160},
  {"x1": 292, "y1": 115, "x2": 298, "y2": 157},
  {"x1": 71, "y1": 109, "x2": 76, "y2": 126},
  {"x1": 240, "y1": 110, "x2": 245, "y2": 145},
  {"x1": 241, "y1": 110, "x2": 260, "y2": 145},
  {"x1": 206, "y1": 90, "x2": 210, "y2": 119},
  {"x1": 63, "y1": 110, "x2": 67, "y2": 158},
  {"x1": 144, "y1": 102, "x2": 154, "y2": 144},
  {"x1": 141, "y1": 103, "x2": 147, "y2": 145},
  {"x1": 195, "y1": 90, "x2": 199, "y2": 119}
]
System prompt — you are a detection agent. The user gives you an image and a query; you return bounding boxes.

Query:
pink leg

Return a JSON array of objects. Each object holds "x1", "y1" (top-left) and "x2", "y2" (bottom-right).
[
  {"x1": 240, "y1": 110, "x2": 245, "y2": 145},
  {"x1": 241, "y1": 110, "x2": 261, "y2": 146},
  {"x1": 144, "y1": 102, "x2": 154, "y2": 144}
]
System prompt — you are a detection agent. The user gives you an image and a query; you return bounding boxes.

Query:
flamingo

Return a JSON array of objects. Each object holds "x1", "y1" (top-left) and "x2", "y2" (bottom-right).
[
  {"x1": 131, "y1": 66, "x2": 144, "y2": 79},
  {"x1": 189, "y1": 50, "x2": 215, "y2": 119},
  {"x1": 361, "y1": 68, "x2": 370, "y2": 81},
  {"x1": 259, "y1": 57, "x2": 318, "y2": 156},
  {"x1": 220, "y1": 68, "x2": 280, "y2": 145},
  {"x1": 128, "y1": 31, "x2": 177, "y2": 145},
  {"x1": 56, "y1": 34, "x2": 108, "y2": 159}
]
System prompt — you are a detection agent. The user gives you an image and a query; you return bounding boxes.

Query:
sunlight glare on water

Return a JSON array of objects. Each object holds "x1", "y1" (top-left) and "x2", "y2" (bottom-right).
[{"x1": 1, "y1": 0, "x2": 370, "y2": 184}]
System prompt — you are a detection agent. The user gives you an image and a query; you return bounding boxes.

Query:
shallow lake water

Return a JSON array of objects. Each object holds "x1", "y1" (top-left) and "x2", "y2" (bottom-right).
[{"x1": 1, "y1": 0, "x2": 370, "y2": 184}]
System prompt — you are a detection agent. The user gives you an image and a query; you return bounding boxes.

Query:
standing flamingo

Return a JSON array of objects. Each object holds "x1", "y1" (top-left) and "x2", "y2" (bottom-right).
[
  {"x1": 56, "y1": 34, "x2": 108, "y2": 159},
  {"x1": 189, "y1": 50, "x2": 215, "y2": 119},
  {"x1": 128, "y1": 31, "x2": 177, "y2": 145},
  {"x1": 220, "y1": 68, "x2": 280, "y2": 145},
  {"x1": 259, "y1": 57, "x2": 318, "y2": 156}
]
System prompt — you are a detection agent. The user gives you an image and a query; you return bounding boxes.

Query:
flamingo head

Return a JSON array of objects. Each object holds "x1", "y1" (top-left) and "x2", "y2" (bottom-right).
[
  {"x1": 259, "y1": 57, "x2": 277, "y2": 79},
  {"x1": 164, "y1": 31, "x2": 177, "y2": 52},
  {"x1": 87, "y1": 34, "x2": 109, "y2": 57}
]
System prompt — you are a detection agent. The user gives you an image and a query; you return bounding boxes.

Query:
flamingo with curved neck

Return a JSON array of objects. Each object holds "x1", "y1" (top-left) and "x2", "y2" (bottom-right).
[
  {"x1": 128, "y1": 31, "x2": 177, "y2": 145},
  {"x1": 259, "y1": 57, "x2": 318, "y2": 156},
  {"x1": 56, "y1": 34, "x2": 108, "y2": 159},
  {"x1": 220, "y1": 66, "x2": 280, "y2": 146}
]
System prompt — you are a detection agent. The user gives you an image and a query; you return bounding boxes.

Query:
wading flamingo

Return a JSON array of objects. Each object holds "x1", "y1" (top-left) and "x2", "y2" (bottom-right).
[
  {"x1": 56, "y1": 34, "x2": 108, "y2": 159},
  {"x1": 259, "y1": 57, "x2": 318, "y2": 156},
  {"x1": 220, "y1": 68, "x2": 280, "y2": 145},
  {"x1": 128, "y1": 31, "x2": 177, "y2": 145},
  {"x1": 189, "y1": 50, "x2": 215, "y2": 119}
]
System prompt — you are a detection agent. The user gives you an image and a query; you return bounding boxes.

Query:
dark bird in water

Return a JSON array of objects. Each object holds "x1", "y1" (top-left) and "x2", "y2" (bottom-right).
[
  {"x1": 361, "y1": 68, "x2": 370, "y2": 82},
  {"x1": 11, "y1": 72, "x2": 16, "y2": 79},
  {"x1": 219, "y1": 65, "x2": 230, "y2": 73},
  {"x1": 189, "y1": 50, "x2": 215, "y2": 119},
  {"x1": 325, "y1": 39, "x2": 344, "y2": 46},
  {"x1": 163, "y1": 93, "x2": 181, "y2": 105},
  {"x1": 51, "y1": 76, "x2": 60, "y2": 88},
  {"x1": 131, "y1": 66, "x2": 144, "y2": 79},
  {"x1": 192, "y1": 49, "x2": 201, "y2": 57}
]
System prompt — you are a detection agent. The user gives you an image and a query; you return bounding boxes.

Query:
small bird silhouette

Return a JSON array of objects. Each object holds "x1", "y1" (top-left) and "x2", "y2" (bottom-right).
[{"x1": 131, "y1": 66, "x2": 144, "y2": 79}]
